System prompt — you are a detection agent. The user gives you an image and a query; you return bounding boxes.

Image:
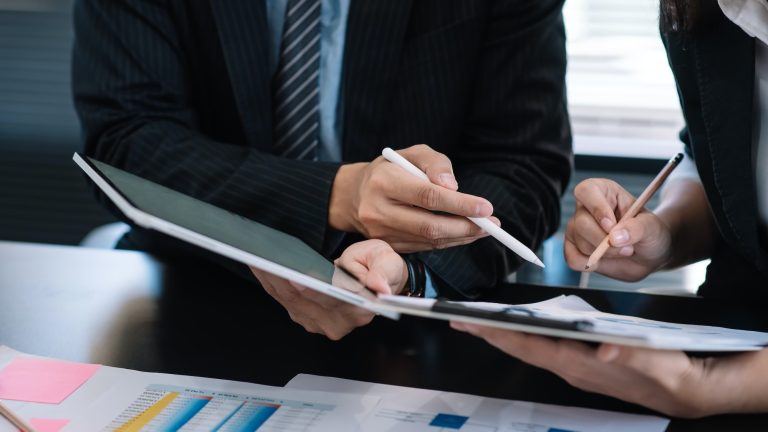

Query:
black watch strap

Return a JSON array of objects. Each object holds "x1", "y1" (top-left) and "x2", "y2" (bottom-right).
[{"x1": 403, "y1": 256, "x2": 426, "y2": 298}]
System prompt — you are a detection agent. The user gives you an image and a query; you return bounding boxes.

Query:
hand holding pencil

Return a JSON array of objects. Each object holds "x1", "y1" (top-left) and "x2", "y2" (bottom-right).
[{"x1": 564, "y1": 154, "x2": 683, "y2": 281}]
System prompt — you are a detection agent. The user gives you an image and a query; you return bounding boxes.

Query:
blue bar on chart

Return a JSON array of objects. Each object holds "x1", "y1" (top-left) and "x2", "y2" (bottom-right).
[
  {"x1": 106, "y1": 384, "x2": 336, "y2": 431},
  {"x1": 429, "y1": 413, "x2": 469, "y2": 429},
  {"x1": 218, "y1": 402, "x2": 279, "y2": 432},
  {"x1": 162, "y1": 395, "x2": 211, "y2": 430}
]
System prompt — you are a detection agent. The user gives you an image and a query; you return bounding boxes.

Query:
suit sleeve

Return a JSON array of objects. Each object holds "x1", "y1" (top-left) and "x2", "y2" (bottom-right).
[
  {"x1": 417, "y1": 0, "x2": 572, "y2": 299},
  {"x1": 72, "y1": 0, "x2": 339, "y2": 251}
]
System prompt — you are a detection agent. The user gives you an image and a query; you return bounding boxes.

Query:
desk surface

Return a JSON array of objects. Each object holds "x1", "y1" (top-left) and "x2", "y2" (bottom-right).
[{"x1": 0, "y1": 240, "x2": 766, "y2": 431}]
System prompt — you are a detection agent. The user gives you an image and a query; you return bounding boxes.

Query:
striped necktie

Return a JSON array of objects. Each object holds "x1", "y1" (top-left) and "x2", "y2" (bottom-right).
[{"x1": 272, "y1": 0, "x2": 322, "y2": 160}]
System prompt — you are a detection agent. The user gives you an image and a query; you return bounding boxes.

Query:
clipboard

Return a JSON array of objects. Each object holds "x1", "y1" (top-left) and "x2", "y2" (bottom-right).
[
  {"x1": 73, "y1": 153, "x2": 768, "y2": 352},
  {"x1": 431, "y1": 301, "x2": 594, "y2": 332}
]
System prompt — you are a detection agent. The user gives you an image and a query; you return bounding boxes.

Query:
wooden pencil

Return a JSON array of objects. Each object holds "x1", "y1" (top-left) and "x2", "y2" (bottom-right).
[
  {"x1": 585, "y1": 153, "x2": 684, "y2": 270},
  {"x1": 0, "y1": 401, "x2": 38, "y2": 432}
]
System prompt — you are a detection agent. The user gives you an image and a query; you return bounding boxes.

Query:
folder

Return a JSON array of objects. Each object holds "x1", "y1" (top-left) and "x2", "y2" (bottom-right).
[{"x1": 74, "y1": 153, "x2": 768, "y2": 352}]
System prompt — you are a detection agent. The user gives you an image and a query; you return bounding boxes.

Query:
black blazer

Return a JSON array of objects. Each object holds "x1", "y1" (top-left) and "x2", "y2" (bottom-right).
[
  {"x1": 663, "y1": 1, "x2": 768, "y2": 297},
  {"x1": 72, "y1": 0, "x2": 572, "y2": 298}
]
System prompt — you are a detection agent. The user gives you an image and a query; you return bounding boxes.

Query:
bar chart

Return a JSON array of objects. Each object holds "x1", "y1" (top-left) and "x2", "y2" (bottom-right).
[{"x1": 107, "y1": 384, "x2": 335, "y2": 431}]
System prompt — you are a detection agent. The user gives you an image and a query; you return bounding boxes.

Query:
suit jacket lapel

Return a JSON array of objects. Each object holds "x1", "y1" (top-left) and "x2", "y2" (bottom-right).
[
  {"x1": 341, "y1": 0, "x2": 413, "y2": 161},
  {"x1": 693, "y1": 16, "x2": 764, "y2": 267},
  {"x1": 210, "y1": 1, "x2": 272, "y2": 149}
]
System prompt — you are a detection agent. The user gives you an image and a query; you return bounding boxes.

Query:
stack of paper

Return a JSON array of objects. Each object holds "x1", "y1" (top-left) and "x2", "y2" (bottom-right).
[
  {"x1": 0, "y1": 347, "x2": 376, "y2": 431},
  {"x1": 0, "y1": 346, "x2": 669, "y2": 431}
]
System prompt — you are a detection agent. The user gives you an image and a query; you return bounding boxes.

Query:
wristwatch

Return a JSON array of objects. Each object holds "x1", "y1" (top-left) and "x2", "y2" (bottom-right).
[{"x1": 403, "y1": 256, "x2": 426, "y2": 298}]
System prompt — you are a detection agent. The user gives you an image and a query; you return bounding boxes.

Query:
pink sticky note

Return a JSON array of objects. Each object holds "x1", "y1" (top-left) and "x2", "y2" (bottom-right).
[
  {"x1": 0, "y1": 357, "x2": 100, "y2": 404},
  {"x1": 29, "y1": 419, "x2": 70, "y2": 432}
]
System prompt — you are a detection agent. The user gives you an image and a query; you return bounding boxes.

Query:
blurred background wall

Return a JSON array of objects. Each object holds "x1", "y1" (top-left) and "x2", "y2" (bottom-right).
[{"x1": 0, "y1": 0, "x2": 114, "y2": 244}]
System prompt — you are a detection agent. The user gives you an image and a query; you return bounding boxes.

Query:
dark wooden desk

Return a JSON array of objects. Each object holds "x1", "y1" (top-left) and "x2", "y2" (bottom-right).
[{"x1": 0, "y1": 240, "x2": 766, "y2": 431}]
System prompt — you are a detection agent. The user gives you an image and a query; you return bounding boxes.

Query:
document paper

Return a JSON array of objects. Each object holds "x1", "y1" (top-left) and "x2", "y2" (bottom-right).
[
  {"x1": 380, "y1": 294, "x2": 768, "y2": 351},
  {"x1": 0, "y1": 347, "x2": 378, "y2": 432},
  {"x1": 287, "y1": 373, "x2": 670, "y2": 432}
]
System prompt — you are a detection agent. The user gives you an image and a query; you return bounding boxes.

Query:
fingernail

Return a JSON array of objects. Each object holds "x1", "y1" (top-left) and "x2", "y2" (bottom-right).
[
  {"x1": 294, "y1": 284, "x2": 306, "y2": 292},
  {"x1": 598, "y1": 345, "x2": 620, "y2": 362},
  {"x1": 475, "y1": 202, "x2": 493, "y2": 217},
  {"x1": 439, "y1": 173, "x2": 459, "y2": 190},
  {"x1": 610, "y1": 229, "x2": 629, "y2": 246},
  {"x1": 600, "y1": 217, "x2": 615, "y2": 232},
  {"x1": 619, "y1": 246, "x2": 634, "y2": 256}
]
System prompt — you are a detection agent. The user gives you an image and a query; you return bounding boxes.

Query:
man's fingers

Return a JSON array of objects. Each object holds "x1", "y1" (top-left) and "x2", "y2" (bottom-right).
[
  {"x1": 335, "y1": 259, "x2": 370, "y2": 285},
  {"x1": 389, "y1": 233, "x2": 489, "y2": 253},
  {"x1": 363, "y1": 253, "x2": 405, "y2": 295},
  {"x1": 364, "y1": 269, "x2": 395, "y2": 294},
  {"x1": 251, "y1": 268, "x2": 278, "y2": 294},
  {"x1": 398, "y1": 144, "x2": 459, "y2": 191},
  {"x1": 287, "y1": 311, "x2": 321, "y2": 334},
  {"x1": 335, "y1": 240, "x2": 396, "y2": 293},
  {"x1": 287, "y1": 280, "x2": 345, "y2": 309},
  {"x1": 252, "y1": 265, "x2": 375, "y2": 341},
  {"x1": 389, "y1": 206, "x2": 488, "y2": 242},
  {"x1": 394, "y1": 174, "x2": 493, "y2": 217}
]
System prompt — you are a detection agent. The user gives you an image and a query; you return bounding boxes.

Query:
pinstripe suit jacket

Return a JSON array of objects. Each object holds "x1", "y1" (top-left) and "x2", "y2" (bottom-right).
[{"x1": 73, "y1": 0, "x2": 572, "y2": 298}]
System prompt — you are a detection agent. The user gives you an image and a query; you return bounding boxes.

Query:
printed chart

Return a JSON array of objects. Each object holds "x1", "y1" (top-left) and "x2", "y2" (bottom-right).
[
  {"x1": 285, "y1": 374, "x2": 669, "y2": 432},
  {"x1": 365, "y1": 407, "x2": 579, "y2": 432},
  {"x1": 106, "y1": 385, "x2": 336, "y2": 432},
  {"x1": 366, "y1": 407, "x2": 495, "y2": 431}
]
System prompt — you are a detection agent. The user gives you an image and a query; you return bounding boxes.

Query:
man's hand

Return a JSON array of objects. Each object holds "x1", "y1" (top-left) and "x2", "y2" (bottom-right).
[
  {"x1": 334, "y1": 239, "x2": 408, "y2": 295},
  {"x1": 329, "y1": 144, "x2": 499, "y2": 253},
  {"x1": 564, "y1": 178, "x2": 672, "y2": 281},
  {"x1": 250, "y1": 239, "x2": 407, "y2": 341},
  {"x1": 450, "y1": 322, "x2": 768, "y2": 418},
  {"x1": 251, "y1": 267, "x2": 376, "y2": 341}
]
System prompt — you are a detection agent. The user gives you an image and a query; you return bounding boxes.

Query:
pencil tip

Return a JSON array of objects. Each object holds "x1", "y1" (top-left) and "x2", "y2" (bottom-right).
[{"x1": 584, "y1": 265, "x2": 590, "y2": 270}]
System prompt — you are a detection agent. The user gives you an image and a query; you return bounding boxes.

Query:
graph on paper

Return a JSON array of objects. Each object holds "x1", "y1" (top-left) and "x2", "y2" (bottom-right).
[
  {"x1": 364, "y1": 407, "x2": 580, "y2": 432},
  {"x1": 105, "y1": 384, "x2": 336, "y2": 431}
]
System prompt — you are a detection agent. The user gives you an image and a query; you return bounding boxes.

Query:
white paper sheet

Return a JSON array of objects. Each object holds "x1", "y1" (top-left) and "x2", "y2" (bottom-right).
[
  {"x1": 286, "y1": 373, "x2": 670, "y2": 432},
  {"x1": 0, "y1": 347, "x2": 378, "y2": 432}
]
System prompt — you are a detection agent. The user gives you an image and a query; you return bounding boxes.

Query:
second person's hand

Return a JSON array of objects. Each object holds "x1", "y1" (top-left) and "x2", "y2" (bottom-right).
[
  {"x1": 564, "y1": 178, "x2": 672, "y2": 281},
  {"x1": 329, "y1": 144, "x2": 499, "y2": 253},
  {"x1": 450, "y1": 322, "x2": 768, "y2": 418}
]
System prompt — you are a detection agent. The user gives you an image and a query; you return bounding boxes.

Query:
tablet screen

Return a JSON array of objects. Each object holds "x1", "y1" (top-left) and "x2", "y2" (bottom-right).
[{"x1": 88, "y1": 158, "x2": 336, "y2": 284}]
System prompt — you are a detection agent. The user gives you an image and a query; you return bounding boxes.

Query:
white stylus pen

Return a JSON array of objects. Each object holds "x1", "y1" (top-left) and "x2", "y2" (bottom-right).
[{"x1": 381, "y1": 148, "x2": 545, "y2": 268}]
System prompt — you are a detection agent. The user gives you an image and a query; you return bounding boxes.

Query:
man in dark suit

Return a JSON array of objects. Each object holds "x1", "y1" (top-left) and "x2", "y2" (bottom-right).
[{"x1": 73, "y1": 0, "x2": 571, "y2": 340}]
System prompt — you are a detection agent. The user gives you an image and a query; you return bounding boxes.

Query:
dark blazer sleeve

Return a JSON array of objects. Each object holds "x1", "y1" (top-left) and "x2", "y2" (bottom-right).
[
  {"x1": 418, "y1": 0, "x2": 572, "y2": 298},
  {"x1": 72, "y1": 0, "x2": 339, "y2": 251}
]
